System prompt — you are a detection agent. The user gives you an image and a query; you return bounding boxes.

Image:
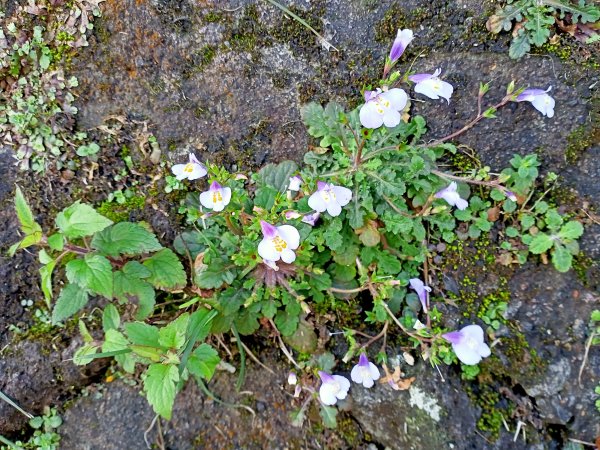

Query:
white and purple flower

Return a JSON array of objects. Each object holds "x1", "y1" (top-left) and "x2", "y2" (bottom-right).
[
  {"x1": 318, "y1": 371, "x2": 351, "y2": 406},
  {"x1": 442, "y1": 325, "x2": 491, "y2": 366},
  {"x1": 504, "y1": 190, "x2": 517, "y2": 202},
  {"x1": 257, "y1": 220, "x2": 300, "y2": 265},
  {"x1": 409, "y1": 278, "x2": 432, "y2": 313},
  {"x1": 409, "y1": 69, "x2": 453, "y2": 103},
  {"x1": 359, "y1": 88, "x2": 408, "y2": 129},
  {"x1": 388, "y1": 29, "x2": 414, "y2": 64},
  {"x1": 308, "y1": 182, "x2": 352, "y2": 217},
  {"x1": 516, "y1": 87, "x2": 555, "y2": 118},
  {"x1": 302, "y1": 212, "x2": 320, "y2": 226},
  {"x1": 288, "y1": 371, "x2": 298, "y2": 386},
  {"x1": 350, "y1": 354, "x2": 381, "y2": 388},
  {"x1": 199, "y1": 181, "x2": 232, "y2": 212},
  {"x1": 171, "y1": 153, "x2": 207, "y2": 181},
  {"x1": 288, "y1": 175, "x2": 303, "y2": 192},
  {"x1": 435, "y1": 182, "x2": 468, "y2": 210}
]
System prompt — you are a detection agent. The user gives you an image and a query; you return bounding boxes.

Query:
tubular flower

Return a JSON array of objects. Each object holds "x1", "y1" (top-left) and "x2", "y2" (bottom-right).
[
  {"x1": 307, "y1": 182, "x2": 352, "y2": 217},
  {"x1": 389, "y1": 29, "x2": 414, "y2": 63},
  {"x1": 318, "y1": 371, "x2": 351, "y2": 406},
  {"x1": 409, "y1": 278, "x2": 432, "y2": 313},
  {"x1": 442, "y1": 325, "x2": 491, "y2": 365},
  {"x1": 359, "y1": 88, "x2": 408, "y2": 129},
  {"x1": 171, "y1": 153, "x2": 207, "y2": 181},
  {"x1": 435, "y1": 182, "x2": 468, "y2": 210},
  {"x1": 350, "y1": 354, "x2": 381, "y2": 388},
  {"x1": 257, "y1": 220, "x2": 300, "y2": 265},
  {"x1": 409, "y1": 69, "x2": 453, "y2": 103},
  {"x1": 516, "y1": 87, "x2": 555, "y2": 118},
  {"x1": 199, "y1": 181, "x2": 231, "y2": 212}
]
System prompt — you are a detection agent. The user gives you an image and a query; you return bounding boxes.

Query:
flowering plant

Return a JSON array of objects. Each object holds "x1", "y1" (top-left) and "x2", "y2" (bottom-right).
[{"x1": 9, "y1": 27, "x2": 586, "y2": 430}]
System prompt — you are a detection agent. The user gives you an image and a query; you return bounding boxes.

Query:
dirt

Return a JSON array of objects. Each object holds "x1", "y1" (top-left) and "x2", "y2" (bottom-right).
[{"x1": 1, "y1": 0, "x2": 599, "y2": 448}]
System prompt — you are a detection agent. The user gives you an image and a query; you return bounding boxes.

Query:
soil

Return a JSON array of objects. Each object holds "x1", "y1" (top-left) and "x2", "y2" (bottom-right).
[{"x1": 1, "y1": 0, "x2": 599, "y2": 449}]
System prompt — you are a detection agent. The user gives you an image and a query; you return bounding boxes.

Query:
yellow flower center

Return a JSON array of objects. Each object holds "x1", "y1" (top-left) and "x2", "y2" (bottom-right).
[
  {"x1": 212, "y1": 191, "x2": 223, "y2": 203},
  {"x1": 321, "y1": 189, "x2": 336, "y2": 202},
  {"x1": 272, "y1": 236, "x2": 288, "y2": 252},
  {"x1": 433, "y1": 81, "x2": 441, "y2": 91},
  {"x1": 183, "y1": 163, "x2": 194, "y2": 173}
]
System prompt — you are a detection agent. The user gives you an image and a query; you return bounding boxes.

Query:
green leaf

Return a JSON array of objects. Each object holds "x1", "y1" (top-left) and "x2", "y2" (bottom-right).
[
  {"x1": 125, "y1": 322, "x2": 161, "y2": 348},
  {"x1": 158, "y1": 313, "x2": 189, "y2": 349},
  {"x1": 187, "y1": 343, "x2": 220, "y2": 381},
  {"x1": 382, "y1": 211, "x2": 413, "y2": 235},
  {"x1": 66, "y1": 254, "x2": 114, "y2": 298},
  {"x1": 102, "y1": 304, "x2": 120, "y2": 332},
  {"x1": 14, "y1": 186, "x2": 41, "y2": 235},
  {"x1": 524, "y1": 6, "x2": 554, "y2": 47},
  {"x1": 528, "y1": 233, "x2": 554, "y2": 254},
  {"x1": 39, "y1": 260, "x2": 57, "y2": 304},
  {"x1": 194, "y1": 258, "x2": 236, "y2": 289},
  {"x1": 548, "y1": 0, "x2": 600, "y2": 23},
  {"x1": 179, "y1": 309, "x2": 218, "y2": 373},
  {"x1": 73, "y1": 343, "x2": 100, "y2": 366},
  {"x1": 143, "y1": 364, "x2": 179, "y2": 420},
  {"x1": 552, "y1": 243, "x2": 573, "y2": 273},
  {"x1": 319, "y1": 405, "x2": 338, "y2": 428},
  {"x1": 300, "y1": 102, "x2": 349, "y2": 147},
  {"x1": 257, "y1": 161, "x2": 298, "y2": 192},
  {"x1": 509, "y1": 29, "x2": 531, "y2": 59},
  {"x1": 559, "y1": 221, "x2": 584, "y2": 240},
  {"x1": 254, "y1": 186, "x2": 278, "y2": 210},
  {"x1": 103, "y1": 329, "x2": 135, "y2": 373},
  {"x1": 323, "y1": 217, "x2": 344, "y2": 251},
  {"x1": 47, "y1": 233, "x2": 64, "y2": 251},
  {"x1": 55, "y1": 202, "x2": 113, "y2": 239},
  {"x1": 52, "y1": 284, "x2": 89, "y2": 324},
  {"x1": 114, "y1": 265, "x2": 155, "y2": 320},
  {"x1": 143, "y1": 249, "x2": 187, "y2": 290},
  {"x1": 91, "y1": 222, "x2": 162, "y2": 257}
]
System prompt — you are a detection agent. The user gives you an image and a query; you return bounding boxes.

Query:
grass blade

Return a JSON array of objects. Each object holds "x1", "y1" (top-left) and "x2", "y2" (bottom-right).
[
  {"x1": 0, "y1": 390, "x2": 33, "y2": 419},
  {"x1": 262, "y1": 0, "x2": 338, "y2": 51}
]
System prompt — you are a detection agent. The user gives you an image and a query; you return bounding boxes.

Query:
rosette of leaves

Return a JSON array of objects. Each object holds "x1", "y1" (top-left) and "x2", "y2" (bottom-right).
[{"x1": 486, "y1": 0, "x2": 600, "y2": 58}]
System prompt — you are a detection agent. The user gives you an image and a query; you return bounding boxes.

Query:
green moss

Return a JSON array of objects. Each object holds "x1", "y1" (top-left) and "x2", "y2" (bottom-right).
[
  {"x1": 565, "y1": 124, "x2": 599, "y2": 164},
  {"x1": 203, "y1": 11, "x2": 225, "y2": 24},
  {"x1": 97, "y1": 194, "x2": 145, "y2": 223},
  {"x1": 336, "y1": 415, "x2": 362, "y2": 446}
]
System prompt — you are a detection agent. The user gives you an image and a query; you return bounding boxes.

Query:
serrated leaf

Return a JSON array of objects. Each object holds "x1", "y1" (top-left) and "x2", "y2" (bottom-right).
[
  {"x1": 187, "y1": 343, "x2": 220, "y2": 381},
  {"x1": 194, "y1": 258, "x2": 236, "y2": 289},
  {"x1": 103, "y1": 329, "x2": 135, "y2": 373},
  {"x1": 528, "y1": 233, "x2": 554, "y2": 254},
  {"x1": 179, "y1": 309, "x2": 218, "y2": 373},
  {"x1": 509, "y1": 29, "x2": 531, "y2": 59},
  {"x1": 300, "y1": 102, "x2": 349, "y2": 147},
  {"x1": 158, "y1": 313, "x2": 189, "y2": 349},
  {"x1": 102, "y1": 304, "x2": 120, "y2": 332},
  {"x1": 548, "y1": 0, "x2": 600, "y2": 23},
  {"x1": 552, "y1": 243, "x2": 573, "y2": 273},
  {"x1": 91, "y1": 222, "x2": 162, "y2": 257},
  {"x1": 143, "y1": 248, "x2": 187, "y2": 290},
  {"x1": 52, "y1": 284, "x2": 89, "y2": 324},
  {"x1": 114, "y1": 269, "x2": 155, "y2": 320},
  {"x1": 66, "y1": 254, "x2": 113, "y2": 298},
  {"x1": 382, "y1": 212, "x2": 413, "y2": 235},
  {"x1": 125, "y1": 322, "x2": 161, "y2": 347},
  {"x1": 56, "y1": 202, "x2": 113, "y2": 239},
  {"x1": 323, "y1": 217, "x2": 344, "y2": 251},
  {"x1": 143, "y1": 363, "x2": 179, "y2": 420},
  {"x1": 258, "y1": 161, "x2": 299, "y2": 192},
  {"x1": 14, "y1": 186, "x2": 41, "y2": 235},
  {"x1": 486, "y1": 3, "x2": 525, "y2": 34},
  {"x1": 319, "y1": 405, "x2": 338, "y2": 428},
  {"x1": 524, "y1": 6, "x2": 554, "y2": 47},
  {"x1": 559, "y1": 221, "x2": 584, "y2": 240}
]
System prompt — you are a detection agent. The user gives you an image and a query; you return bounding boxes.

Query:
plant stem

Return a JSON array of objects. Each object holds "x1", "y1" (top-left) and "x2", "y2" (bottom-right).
[
  {"x1": 381, "y1": 301, "x2": 432, "y2": 343},
  {"x1": 424, "y1": 95, "x2": 512, "y2": 147},
  {"x1": 431, "y1": 169, "x2": 502, "y2": 188}
]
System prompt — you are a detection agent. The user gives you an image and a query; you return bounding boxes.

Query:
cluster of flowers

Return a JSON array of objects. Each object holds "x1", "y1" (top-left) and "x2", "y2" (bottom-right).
[
  {"x1": 167, "y1": 26, "x2": 558, "y2": 390},
  {"x1": 303, "y1": 324, "x2": 490, "y2": 406},
  {"x1": 361, "y1": 28, "x2": 555, "y2": 129}
]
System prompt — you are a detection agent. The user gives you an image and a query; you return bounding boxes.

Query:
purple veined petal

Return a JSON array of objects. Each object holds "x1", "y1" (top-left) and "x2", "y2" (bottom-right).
[
  {"x1": 260, "y1": 220, "x2": 278, "y2": 240},
  {"x1": 505, "y1": 191, "x2": 517, "y2": 202},
  {"x1": 409, "y1": 73, "x2": 434, "y2": 83},
  {"x1": 318, "y1": 371, "x2": 334, "y2": 383},
  {"x1": 442, "y1": 330, "x2": 463, "y2": 345},
  {"x1": 389, "y1": 29, "x2": 414, "y2": 62},
  {"x1": 316, "y1": 181, "x2": 329, "y2": 191},
  {"x1": 209, "y1": 181, "x2": 222, "y2": 191},
  {"x1": 358, "y1": 353, "x2": 369, "y2": 367},
  {"x1": 301, "y1": 212, "x2": 320, "y2": 226},
  {"x1": 189, "y1": 153, "x2": 201, "y2": 165},
  {"x1": 285, "y1": 210, "x2": 302, "y2": 220},
  {"x1": 364, "y1": 90, "x2": 377, "y2": 102}
]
